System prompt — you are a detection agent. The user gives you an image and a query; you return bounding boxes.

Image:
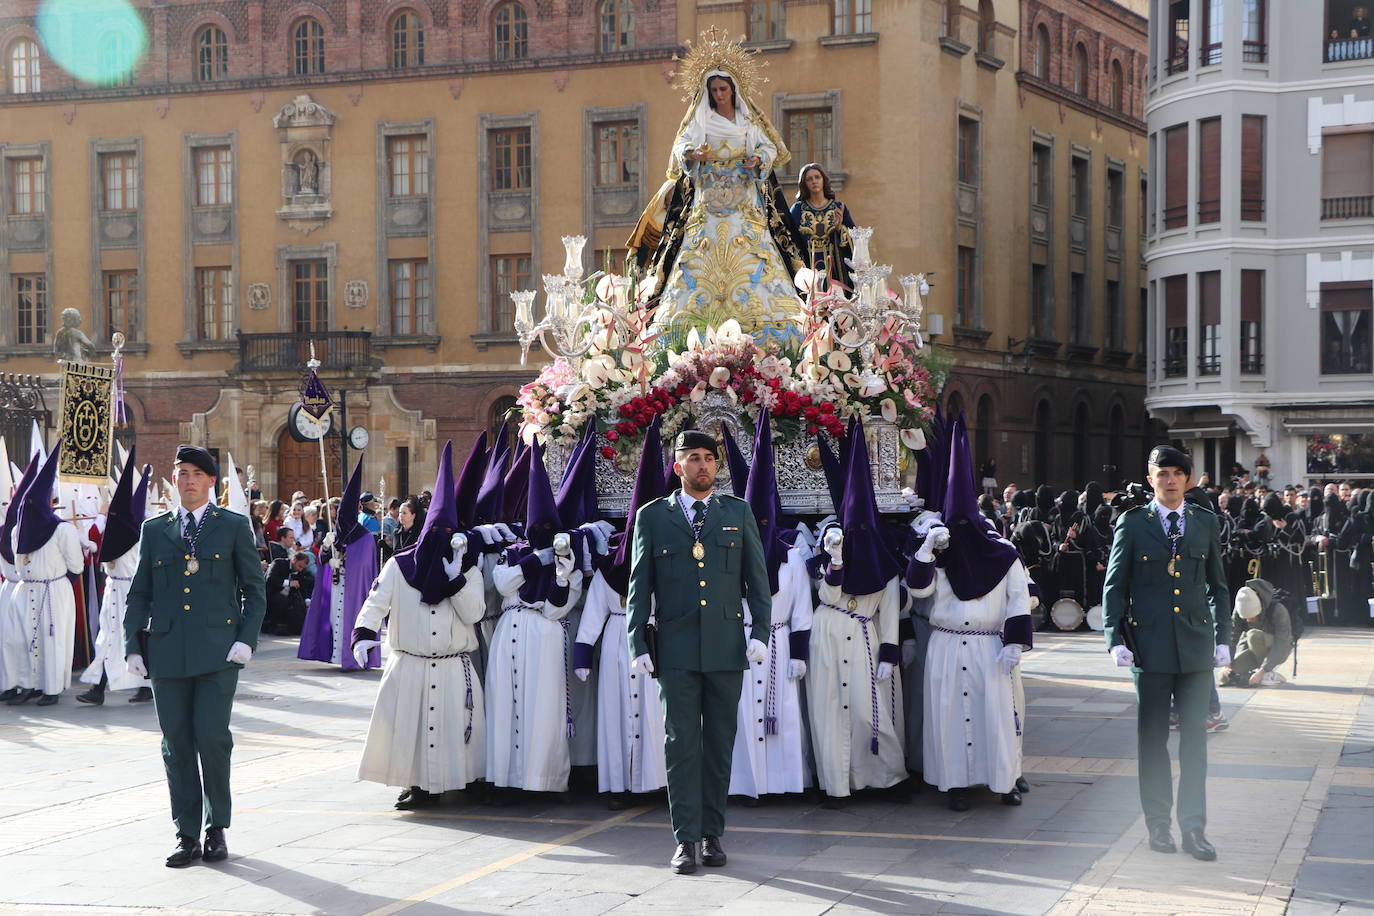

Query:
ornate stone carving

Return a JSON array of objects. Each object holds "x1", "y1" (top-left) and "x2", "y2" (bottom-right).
[
  {"x1": 347, "y1": 85, "x2": 363, "y2": 106},
  {"x1": 275, "y1": 94, "x2": 335, "y2": 231},
  {"x1": 344, "y1": 280, "x2": 369, "y2": 309},
  {"x1": 247, "y1": 283, "x2": 271, "y2": 310},
  {"x1": 552, "y1": 70, "x2": 569, "y2": 92},
  {"x1": 154, "y1": 98, "x2": 170, "y2": 119},
  {"x1": 449, "y1": 78, "x2": 465, "y2": 99},
  {"x1": 273, "y1": 93, "x2": 337, "y2": 129}
]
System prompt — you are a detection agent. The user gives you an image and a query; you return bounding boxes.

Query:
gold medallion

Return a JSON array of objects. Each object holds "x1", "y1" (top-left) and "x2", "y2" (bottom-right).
[
  {"x1": 1166, "y1": 557, "x2": 1175, "y2": 578},
  {"x1": 692, "y1": 541, "x2": 705, "y2": 560},
  {"x1": 187, "y1": 557, "x2": 200, "y2": 575},
  {"x1": 847, "y1": 598, "x2": 858, "y2": 611}
]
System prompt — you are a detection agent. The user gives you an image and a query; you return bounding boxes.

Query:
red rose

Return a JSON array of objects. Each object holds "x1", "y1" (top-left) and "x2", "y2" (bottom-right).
[
  {"x1": 767, "y1": 377, "x2": 782, "y2": 389},
  {"x1": 636, "y1": 412, "x2": 651, "y2": 426},
  {"x1": 600, "y1": 446, "x2": 617, "y2": 460},
  {"x1": 617, "y1": 420, "x2": 636, "y2": 436},
  {"x1": 653, "y1": 400, "x2": 667, "y2": 413},
  {"x1": 800, "y1": 395, "x2": 813, "y2": 406},
  {"x1": 819, "y1": 402, "x2": 835, "y2": 414},
  {"x1": 676, "y1": 384, "x2": 691, "y2": 397},
  {"x1": 618, "y1": 404, "x2": 634, "y2": 418},
  {"x1": 803, "y1": 406, "x2": 820, "y2": 420},
  {"x1": 605, "y1": 430, "x2": 619, "y2": 442},
  {"x1": 807, "y1": 424, "x2": 819, "y2": 435},
  {"x1": 631, "y1": 397, "x2": 647, "y2": 411}
]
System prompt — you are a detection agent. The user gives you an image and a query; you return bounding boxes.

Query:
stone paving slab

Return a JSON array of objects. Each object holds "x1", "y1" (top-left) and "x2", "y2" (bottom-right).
[{"x1": 1, "y1": 628, "x2": 1372, "y2": 915}]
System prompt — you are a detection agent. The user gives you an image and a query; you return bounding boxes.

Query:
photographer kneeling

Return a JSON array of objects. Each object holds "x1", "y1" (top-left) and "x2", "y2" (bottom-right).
[{"x1": 1219, "y1": 579, "x2": 1292, "y2": 688}]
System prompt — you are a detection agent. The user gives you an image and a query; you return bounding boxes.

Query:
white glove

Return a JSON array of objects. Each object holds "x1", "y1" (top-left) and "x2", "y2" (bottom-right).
[
  {"x1": 492, "y1": 522, "x2": 517, "y2": 543},
  {"x1": 126, "y1": 654, "x2": 147, "y2": 679},
  {"x1": 442, "y1": 554, "x2": 464, "y2": 580},
  {"x1": 554, "y1": 553, "x2": 577, "y2": 584},
  {"x1": 900, "y1": 487, "x2": 924, "y2": 510},
  {"x1": 473, "y1": 524, "x2": 497, "y2": 545},
  {"x1": 930, "y1": 528, "x2": 951, "y2": 552},
  {"x1": 631, "y1": 653, "x2": 654, "y2": 675},
  {"x1": 914, "y1": 526, "x2": 949, "y2": 564},
  {"x1": 579, "y1": 520, "x2": 615, "y2": 554},
  {"x1": 910, "y1": 509, "x2": 943, "y2": 536},
  {"x1": 1214, "y1": 644, "x2": 1231, "y2": 668},
  {"x1": 226, "y1": 641, "x2": 253, "y2": 665},
  {"x1": 876, "y1": 661, "x2": 894, "y2": 682},
  {"x1": 574, "y1": 667, "x2": 591, "y2": 682},
  {"x1": 822, "y1": 527, "x2": 844, "y2": 567},
  {"x1": 997, "y1": 644, "x2": 1022, "y2": 675},
  {"x1": 901, "y1": 639, "x2": 918, "y2": 667},
  {"x1": 534, "y1": 547, "x2": 555, "y2": 565},
  {"x1": 746, "y1": 639, "x2": 768, "y2": 664},
  {"x1": 1110, "y1": 645, "x2": 1134, "y2": 667},
  {"x1": 352, "y1": 639, "x2": 380, "y2": 668},
  {"x1": 787, "y1": 659, "x2": 807, "y2": 680}
]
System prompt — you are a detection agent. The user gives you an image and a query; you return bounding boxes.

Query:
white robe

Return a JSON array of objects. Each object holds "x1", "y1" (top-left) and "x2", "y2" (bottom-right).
[
  {"x1": 730, "y1": 546, "x2": 814, "y2": 797},
  {"x1": 356, "y1": 560, "x2": 486, "y2": 793},
  {"x1": 485, "y1": 556, "x2": 584, "y2": 792},
  {"x1": 0, "y1": 555, "x2": 21, "y2": 689},
  {"x1": 912, "y1": 559, "x2": 1031, "y2": 794},
  {"x1": 6, "y1": 523, "x2": 84, "y2": 695},
  {"x1": 575, "y1": 570, "x2": 667, "y2": 794},
  {"x1": 807, "y1": 573, "x2": 907, "y2": 796},
  {"x1": 80, "y1": 547, "x2": 150, "y2": 691}
]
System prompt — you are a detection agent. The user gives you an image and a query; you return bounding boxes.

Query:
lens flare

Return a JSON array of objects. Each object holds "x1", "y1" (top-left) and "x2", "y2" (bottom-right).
[{"x1": 37, "y1": 0, "x2": 148, "y2": 87}]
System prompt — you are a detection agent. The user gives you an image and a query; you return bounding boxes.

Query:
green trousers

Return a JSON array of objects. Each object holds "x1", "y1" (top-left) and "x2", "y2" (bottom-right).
[
  {"x1": 1134, "y1": 669, "x2": 1210, "y2": 834},
  {"x1": 152, "y1": 667, "x2": 239, "y2": 839},
  {"x1": 657, "y1": 668, "x2": 743, "y2": 844},
  {"x1": 1231, "y1": 630, "x2": 1273, "y2": 684}
]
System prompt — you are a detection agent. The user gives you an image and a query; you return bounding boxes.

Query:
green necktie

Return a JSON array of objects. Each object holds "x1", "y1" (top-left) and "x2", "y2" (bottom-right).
[{"x1": 691, "y1": 500, "x2": 706, "y2": 526}]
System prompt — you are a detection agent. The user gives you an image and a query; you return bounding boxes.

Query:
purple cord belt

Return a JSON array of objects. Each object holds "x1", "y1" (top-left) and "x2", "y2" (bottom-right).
[
  {"x1": 764, "y1": 621, "x2": 788, "y2": 736},
  {"x1": 822, "y1": 601, "x2": 886, "y2": 756},
  {"x1": 394, "y1": 649, "x2": 476, "y2": 744},
  {"x1": 20, "y1": 575, "x2": 66, "y2": 658},
  {"x1": 929, "y1": 624, "x2": 1020, "y2": 736}
]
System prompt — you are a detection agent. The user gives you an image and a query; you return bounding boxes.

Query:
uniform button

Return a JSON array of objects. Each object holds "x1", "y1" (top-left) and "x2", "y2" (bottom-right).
[
  {"x1": 432, "y1": 632, "x2": 437, "y2": 636},
  {"x1": 184, "y1": 572, "x2": 190, "y2": 577},
  {"x1": 841, "y1": 682, "x2": 847, "y2": 687},
  {"x1": 697, "y1": 562, "x2": 704, "y2": 569},
  {"x1": 846, "y1": 636, "x2": 851, "y2": 641},
  {"x1": 430, "y1": 744, "x2": 434, "y2": 748},
  {"x1": 967, "y1": 742, "x2": 973, "y2": 747},
  {"x1": 1174, "y1": 572, "x2": 1181, "y2": 578},
  {"x1": 183, "y1": 604, "x2": 190, "y2": 610},
  {"x1": 183, "y1": 587, "x2": 190, "y2": 594},
  {"x1": 961, "y1": 666, "x2": 967, "y2": 671},
  {"x1": 757, "y1": 737, "x2": 763, "y2": 742},
  {"x1": 963, "y1": 692, "x2": 968, "y2": 696},
  {"x1": 700, "y1": 600, "x2": 707, "y2": 606},
  {"x1": 961, "y1": 640, "x2": 966, "y2": 645},
  {"x1": 966, "y1": 718, "x2": 971, "y2": 722},
  {"x1": 429, "y1": 726, "x2": 434, "y2": 731},
  {"x1": 430, "y1": 707, "x2": 434, "y2": 711},
  {"x1": 1173, "y1": 589, "x2": 1180, "y2": 595},
  {"x1": 843, "y1": 705, "x2": 848, "y2": 710},
  {"x1": 699, "y1": 581, "x2": 707, "y2": 587},
  {"x1": 431, "y1": 663, "x2": 437, "y2": 668},
  {"x1": 1173, "y1": 607, "x2": 1180, "y2": 613}
]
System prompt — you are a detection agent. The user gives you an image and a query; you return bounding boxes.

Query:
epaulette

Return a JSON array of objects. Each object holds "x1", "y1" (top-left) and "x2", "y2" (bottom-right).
[{"x1": 716, "y1": 493, "x2": 747, "y2": 504}]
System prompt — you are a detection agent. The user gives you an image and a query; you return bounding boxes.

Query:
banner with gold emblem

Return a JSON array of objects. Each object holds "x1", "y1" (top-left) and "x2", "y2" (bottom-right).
[{"x1": 58, "y1": 361, "x2": 116, "y2": 485}]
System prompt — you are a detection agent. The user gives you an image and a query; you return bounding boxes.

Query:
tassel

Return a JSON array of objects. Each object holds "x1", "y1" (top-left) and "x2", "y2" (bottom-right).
[
  {"x1": 870, "y1": 736, "x2": 879, "y2": 756},
  {"x1": 1014, "y1": 711, "x2": 1022, "y2": 738},
  {"x1": 764, "y1": 715, "x2": 778, "y2": 736},
  {"x1": 465, "y1": 685, "x2": 474, "y2": 710},
  {"x1": 566, "y1": 716, "x2": 576, "y2": 739},
  {"x1": 464, "y1": 723, "x2": 472, "y2": 745}
]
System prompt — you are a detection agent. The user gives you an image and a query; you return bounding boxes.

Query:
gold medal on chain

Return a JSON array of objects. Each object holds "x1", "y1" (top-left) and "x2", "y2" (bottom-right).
[
  {"x1": 186, "y1": 556, "x2": 200, "y2": 575},
  {"x1": 692, "y1": 541, "x2": 705, "y2": 560}
]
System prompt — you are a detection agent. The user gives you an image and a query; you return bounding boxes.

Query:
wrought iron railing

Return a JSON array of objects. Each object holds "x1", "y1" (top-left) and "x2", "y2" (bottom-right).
[{"x1": 236, "y1": 331, "x2": 373, "y2": 372}]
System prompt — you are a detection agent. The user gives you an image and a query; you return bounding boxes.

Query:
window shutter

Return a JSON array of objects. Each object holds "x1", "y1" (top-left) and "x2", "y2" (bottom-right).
[
  {"x1": 1320, "y1": 282, "x2": 1373, "y2": 312},
  {"x1": 1164, "y1": 126, "x2": 1188, "y2": 228},
  {"x1": 1240, "y1": 269, "x2": 1263, "y2": 322},
  {"x1": 1322, "y1": 133, "x2": 1374, "y2": 198},
  {"x1": 1165, "y1": 275, "x2": 1188, "y2": 327},
  {"x1": 1197, "y1": 118, "x2": 1221, "y2": 224},
  {"x1": 1241, "y1": 116, "x2": 1264, "y2": 219},
  {"x1": 1199, "y1": 271, "x2": 1221, "y2": 325}
]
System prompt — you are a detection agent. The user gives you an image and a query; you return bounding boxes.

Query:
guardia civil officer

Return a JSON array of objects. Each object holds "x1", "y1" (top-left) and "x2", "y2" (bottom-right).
[
  {"x1": 123, "y1": 446, "x2": 266, "y2": 867},
  {"x1": 1103, "y1": 445, "x2": 1230, "y2": 861},
  {"x1": 627, "y1": 430, "x2": 772, "y2": 874}
]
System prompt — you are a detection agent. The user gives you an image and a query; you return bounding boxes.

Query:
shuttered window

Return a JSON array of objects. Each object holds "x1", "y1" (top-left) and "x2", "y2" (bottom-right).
[
  {"x1": 1321, "y1": 131, "x2": 1374, "y2": 219},
  {"x1": 1164, "y1": 274, "x2": 1188, "y2": 377},
  {"x1": 1163, "y1": 125, "x2": 1188, "y2": 229},
  {"x1": 1197, "y1": 117, "x2": 1221, "y2": 224},
  {"x1": 1320, "y1": 283, "x2": 1372, "y2": 375},
  {"x1": 1239, "y1": 269, "x2": 1263, "y2": 373},
  {"x1": 1241, "y1": 116, "x2": 1265, "y2": 221},
  {"x1": 1198, "y1": 270, "x2": 1221, "y2": 374}
]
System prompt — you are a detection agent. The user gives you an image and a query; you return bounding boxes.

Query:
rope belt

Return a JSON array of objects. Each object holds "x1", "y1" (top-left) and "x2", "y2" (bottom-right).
[
  {"x1": 929, "y1": 625, "x2": 1021, "y2": 737},
  {"x1": 765, "y1": 621, "x2": 788, "y2": 736},
  {"x1": 393, "y1": 649, "x2": 476, "y2": 745},
  {"x1": 20, "y1": 575, "x2": 66, "y2": 658},
  {"x1": 106, "y1": 574, "x2": 133, "y2": 582},
  {"x1": 931, "y1": 624, "x2": 1003, "y2": 638},
  {"x1": 822, "y1": 601, "x2": 888, "y2": 756},
  {"x1": 504, "y1": 600, "x2": 575, "y2": 740}
]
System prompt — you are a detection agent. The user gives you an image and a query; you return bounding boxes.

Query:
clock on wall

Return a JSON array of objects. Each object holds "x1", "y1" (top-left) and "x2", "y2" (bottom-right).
[
  {"x1": 288, "y1": 402, "x2": 334, "y2": 442},
  {"x1": 349, "y1": 426, "x2": 370, "y2": 450}
]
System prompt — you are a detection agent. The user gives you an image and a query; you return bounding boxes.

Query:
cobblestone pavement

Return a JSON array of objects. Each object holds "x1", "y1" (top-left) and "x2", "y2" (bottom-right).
[{"x1": 1, "y1": 628, "x2": 1371, "y2": 915}]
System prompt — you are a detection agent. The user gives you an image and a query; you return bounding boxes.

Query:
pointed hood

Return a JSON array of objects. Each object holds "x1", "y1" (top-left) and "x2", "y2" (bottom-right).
[
  {"x1": 99, "y1": 448, "x2": 149, "y2": 564},
  {"x1": 453, "y1": 432, "x2": 489, "y2": 529},
  {"x1": 395, "y1": 441, "x2": 467, "y2": 605},
  {"x1": 502, "y1": 442, "x2": 532, "y2": 524},
  {"x1": 834, "y1": 416, "x2": 902, "y2": 595},
  {"x1": 222, "y1": 451, "x2": 250, "y2": 515},
  {"x1": 473, "y1": 431, "x2": 510, "y2": 525},
  {"x1": 555, "y1": 423, "x2": 600, "y2": 528},
  {"x1": 15, "y1": 438, "x2": 63, "y2": 555},
  {"x1": 334, "y1": 458, "x2": 369, "y2": 549},
  {"x1": 720, "y1": 424, "x2": 749, "y2": 498},
  {"x1": 0, "y1": 455, "x2": 39, "y2": 565},
  {"x1": 603, "y1": 418, "x2": 666, "y2": 596},
  {"x1": 0, "y1": 436, "x2": 12, "y2": 502},
  {"x1": 939, "y1": 414, "x2": 1020, "y2": 600},
  {"x1": 746, "y1": 410, "x2": 790, "y2": 594},
  {"x1": 522, "y1": 439, "x2": 561, "y2": 550}
]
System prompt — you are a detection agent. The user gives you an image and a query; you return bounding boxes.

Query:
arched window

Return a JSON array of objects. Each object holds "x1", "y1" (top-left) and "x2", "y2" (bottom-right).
[
  {"x1": 1032, "y1": 24, "x2": 1050, "y2": 80},
  {"x1": 293, "y1": 18, "x2": 325, "y2": 75},
  {"x1": 1072, "y1": 401, "x2": 1091, "y2": 485},
  {"x1": 940, "y1": 0, "x2": 959, "y2": 38},
  {"x1": 493, "y1": 3, "x2": 528, "y2": 61},
  {"x1": 98, "y1": 33, "x2": 133, "y2": 86},
  {"x1": 9, "y1": 38, "x2": 40, "y2": 93},
  {"x1": 390, "y1": 10, "x2": 424, "y2": 68},
  {"x1": 599, "y1": 0, "x2": 634, "y2": 52},
  {"x1": 946, "y1": 389, "x2": 965, "y2": 421},
  {"x1": 1034, "y1": 399, "x2": 1052, "y2": 484},
  {"x1": 196, "y1": 25, "x2": 228, "y2": 81},
  {"x1": 1072, "y1": 43, "x2": 1089, "y2": 96},
  {"x1": 489, "y1": 396, "x2": 518, "y2": 450},
  {"x1": 977, "y1": 0, "x2": 995, "y2": 54},
  {"x1": 1109, "y1": 59, "x2": 1124, "y2": 111},
  {"x1": 975, "y1": 394, "x2": 993, "y2": 471}
]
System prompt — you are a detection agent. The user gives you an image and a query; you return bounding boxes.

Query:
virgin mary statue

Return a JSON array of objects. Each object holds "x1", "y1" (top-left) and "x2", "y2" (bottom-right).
[{"x1": 628, "y1": 31, "x2": 806, "y2": 347}]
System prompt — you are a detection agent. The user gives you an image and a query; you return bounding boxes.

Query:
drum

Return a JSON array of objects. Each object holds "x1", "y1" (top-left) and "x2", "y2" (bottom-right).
[
  {"x1": 1085, "y1": 604, "x2": 1104, "y2": 631},
  {"x1": 1050, "y1": 598, "x2": 1085, "y2": 631}
]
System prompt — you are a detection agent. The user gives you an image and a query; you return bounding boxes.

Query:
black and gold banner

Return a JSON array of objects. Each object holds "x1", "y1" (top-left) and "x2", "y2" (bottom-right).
[{"x1": 59, "y1": 361, "x2": 115, "y2": 485}]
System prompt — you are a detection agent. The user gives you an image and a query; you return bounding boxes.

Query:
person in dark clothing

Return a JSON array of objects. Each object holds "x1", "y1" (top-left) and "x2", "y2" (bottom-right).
[{"x1": 266, "y1": 552, "x2": 314, "y2": 636}]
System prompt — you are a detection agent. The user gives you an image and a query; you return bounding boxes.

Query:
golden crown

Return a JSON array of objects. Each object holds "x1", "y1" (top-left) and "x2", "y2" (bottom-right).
[{"x1": 672, "y1": 26, "x2": 768, "y2": 103}]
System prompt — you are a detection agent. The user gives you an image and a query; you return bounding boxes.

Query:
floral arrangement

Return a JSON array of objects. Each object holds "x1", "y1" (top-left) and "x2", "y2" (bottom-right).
[{"x1": 515, "y1": 278, "x2": 946, "y2": 463}]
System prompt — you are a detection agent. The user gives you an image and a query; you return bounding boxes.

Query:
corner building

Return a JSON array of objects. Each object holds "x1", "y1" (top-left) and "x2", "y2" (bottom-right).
[
  {"x1": 1145, "y1": 0, "x2": 1374, "y2": 486},
  {"x1": 1, "y1": 0, "x2": 1146, "y2": 497}
]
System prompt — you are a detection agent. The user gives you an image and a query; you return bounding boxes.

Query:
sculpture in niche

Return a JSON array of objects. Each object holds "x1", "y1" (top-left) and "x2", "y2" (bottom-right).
[
  {"x1": 54, "y1": 308, "x2": 95, "y2": 363},
  {"x1": 296, "y1": 149, "x2": 320, "y2": 195},
  {"x1": 274, "y1": 93, "x2": 336, "y2": 232}
]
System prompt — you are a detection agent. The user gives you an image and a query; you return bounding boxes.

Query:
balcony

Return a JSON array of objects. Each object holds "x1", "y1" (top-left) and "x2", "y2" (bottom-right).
[
  {"x1": 1325, "y1": 37, "x2": 1374, "y2": 62},
  {"x1": 1243, "y1": 41, "x2": 1268, "y2": 63},
  {"x1": 235, "y1": 330, "x2": 374, "y2": 374},
  {"x1": 1197, "y1": 353, "x2": 1221, "y2": 376},
  {"x1": 1322, "y1": 195, "x2": 1374, "y2": 219}
]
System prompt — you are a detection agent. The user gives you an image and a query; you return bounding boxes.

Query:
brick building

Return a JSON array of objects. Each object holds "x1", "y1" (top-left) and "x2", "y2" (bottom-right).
[{"x1": 0, "y1": 0, "x2": 1149, "y2": 498}]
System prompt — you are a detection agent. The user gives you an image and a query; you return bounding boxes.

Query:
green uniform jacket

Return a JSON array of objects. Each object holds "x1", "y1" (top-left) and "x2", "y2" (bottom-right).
[
  {"x1": 122, "y1": 507, "x2": 268, "y2": 679},
  {"x1": 1103, "y1": 503, "x2": 1231, "y2": 674},
  {"x1": 627, "y1": 491, "x2": 771, "y2": 672}
]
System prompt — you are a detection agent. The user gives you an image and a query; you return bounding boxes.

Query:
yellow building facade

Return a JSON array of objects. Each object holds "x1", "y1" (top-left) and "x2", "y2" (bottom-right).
[{"x1": 0, "y1": 0, "x2": 1146, "y2": 497}]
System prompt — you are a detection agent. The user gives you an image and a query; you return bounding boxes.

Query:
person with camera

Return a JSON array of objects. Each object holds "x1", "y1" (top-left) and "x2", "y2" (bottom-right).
[{"x1": 266, "y1": 550, "x2": 313, "y2": 636}]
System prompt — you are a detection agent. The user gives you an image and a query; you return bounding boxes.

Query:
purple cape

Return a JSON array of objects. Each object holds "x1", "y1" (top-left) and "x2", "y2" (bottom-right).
[{"x1": 298, "y1": 534, "x2": 380, "y2": 669}]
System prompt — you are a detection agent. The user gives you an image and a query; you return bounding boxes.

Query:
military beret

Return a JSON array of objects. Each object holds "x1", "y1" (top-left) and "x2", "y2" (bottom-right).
[
  {"x1": 674, "y1": 429, "x2": 718, "y2": 454},
  {"x1": 175, "y1": 445, "x2": 217, "y2": 479},
  {"x1": 1147, "y1": 444, "x2": 1192, "y2": 476}
]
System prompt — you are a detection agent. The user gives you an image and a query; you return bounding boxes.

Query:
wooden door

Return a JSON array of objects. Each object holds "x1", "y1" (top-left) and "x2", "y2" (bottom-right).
[{"x1": 276, "y1": 425, "x2": 339, "y2": 502}]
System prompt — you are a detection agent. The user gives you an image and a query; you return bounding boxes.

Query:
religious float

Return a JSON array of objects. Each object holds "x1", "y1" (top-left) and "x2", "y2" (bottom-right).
[{"x1": 512, "y1": 30, "x2": 946, "y2": 514}]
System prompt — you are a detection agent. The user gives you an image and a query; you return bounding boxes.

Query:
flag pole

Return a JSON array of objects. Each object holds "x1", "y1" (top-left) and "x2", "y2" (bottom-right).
[{"x1": 305, "y1": 343, "x2": 334, "y2": 536}]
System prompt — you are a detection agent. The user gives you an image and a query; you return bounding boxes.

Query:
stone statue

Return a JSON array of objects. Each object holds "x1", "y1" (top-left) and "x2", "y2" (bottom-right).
[
  {"x1": 54, "y1": 308, "x2": 95, "y2": 364},
  {"x1": 297, "y1": 150, "x2": 319, "y2": 195}
]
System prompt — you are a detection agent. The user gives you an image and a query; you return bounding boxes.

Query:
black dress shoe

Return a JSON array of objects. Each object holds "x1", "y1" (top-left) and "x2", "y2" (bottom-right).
[
  {"x1": 165, "y1": 835, "x2": 202, "y2": 868},
  {"x1": 1147, "y1": 824, "x2": 1177, "y2": 854},
  {"x1": 395, "y1": 787, "x2": 438, "y2": 810},
  {"x1": 203, "y1": 827, "x2": 227, "y2": 862},
  {"x1": 6, "y1": 688, "x2": 41, "y2": 706},
  {"x1": 1001, "y1": 790, "x2": 1022, "y2": 806},
  {"x1": 701, "y1": 836, "x2": 726, "y2": 867},
  {"x1": 670, "y1": 841, "x2": 697, "y2": 874},
  {"x1": 606, "y1": 792, "x2": 630, "y2": 811},
  {"x1": 129, "y1": 686, "x2": 154, "y2": 703},
  {"x1": 76, "y1": 686, "x2": 104, "y2": 705},
  {"x1": 821, "y1": 794, "x2": 849, "y2": 810},
  {"x1": 36, "y1": 694, "x2": 59, "y2": 706},
  {"x1": 1182, "y1": 828, "x2": 1217, "y2": 861},
  {"x1": 0, "y1": 687, "x2": 18, "y2": 701},
  {"x1": 1015, "y1": 776, "x2": 1031, "y2": 794},
  {"x1": 947, "y1": 788, "x2": 972, "y2": 812}
]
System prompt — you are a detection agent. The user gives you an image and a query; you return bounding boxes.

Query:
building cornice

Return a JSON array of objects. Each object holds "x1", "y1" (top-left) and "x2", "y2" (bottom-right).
[
  {"x1": 1147, "y1": 232, "x2": 1374, "y2": 262},
  {"x1": 1146, "y1": 69, "x2": 1374, "y2": 116},
  {"x1": 1146, "y1": 391, "x2": 1374, "y2": 410},
  {"x1": 1015, "y1": 72, "x2": 1146, "y2": 135}
]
